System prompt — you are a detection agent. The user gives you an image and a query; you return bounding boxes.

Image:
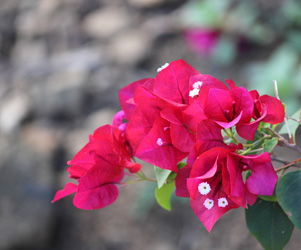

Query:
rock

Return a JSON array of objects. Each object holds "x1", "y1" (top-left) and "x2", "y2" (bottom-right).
[
  {"x1": 107, "y1": 29, "x2": 152, "y2": 65},
  {"x1": 11, "y1": 39, "x2": 47, "y2": 67},
  {"x1": 82, "y1": 6, "x2": 130, "y2": 39},
  {"x1": 0, "y1": 91, "x2": 31, "y2": 133}
]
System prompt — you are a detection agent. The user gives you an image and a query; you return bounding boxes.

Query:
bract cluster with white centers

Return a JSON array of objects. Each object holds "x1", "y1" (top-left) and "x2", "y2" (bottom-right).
[
  {"x1": 156, "y1": 138, "x2": 163, "y2": 146},
  {"x1": 198, "y1": 182, "x2": 211, "y2": 195},
  {"x1": 189, "y1": 81, "x2": 203, "y2": 98},
  {"x1": 218, "y1": 197, "x2": 228, "y2": 207},
  {"x1": 157, "y1": 63, "x2": 169, "y2": 72},
  {"x1": 203, "y1": 198, "x2": 214, "y2": 210}
]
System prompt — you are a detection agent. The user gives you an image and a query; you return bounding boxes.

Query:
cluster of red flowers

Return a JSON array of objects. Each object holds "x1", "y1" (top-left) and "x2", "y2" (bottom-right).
[{"x1": 53, "y1": 60, "x2": 285, "y2": 232}]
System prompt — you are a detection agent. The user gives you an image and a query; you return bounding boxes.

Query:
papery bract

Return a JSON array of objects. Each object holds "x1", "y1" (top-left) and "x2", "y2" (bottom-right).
[
  {"x1": 52, "y1": 124, "x2": 141, "y2": 209},
  {"x1": 236, "y1": 90, "x2": 285, "y2": 140}
]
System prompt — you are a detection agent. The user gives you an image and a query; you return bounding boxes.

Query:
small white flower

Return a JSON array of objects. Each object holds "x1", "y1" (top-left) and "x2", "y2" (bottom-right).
[
  {"x1": 156, "y1": 138, "x2": 163, "y2": 146},
  {"x1": 198, "y1": 182, "x2": 211, "y2": 195},
  {"x1": 203, "y1": 198, "x2": 214, "y2": 210},
  {"x1": 189, "y1": 88, "x2": 200, "y2": 98},
  {"x1": 192, "y1": 81, "x2": 203, "y2": 89},
  {"x1": 157, "y1": 63, "x2": 169, "y2": 72},
  {"x1": 218, "y1": 197, "x2": 228, "y2": 208}
]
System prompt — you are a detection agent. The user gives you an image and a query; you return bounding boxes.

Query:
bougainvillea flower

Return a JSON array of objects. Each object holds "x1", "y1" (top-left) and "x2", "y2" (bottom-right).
[
  {"x1": 225, "y1": 152, "x2": 278, "y2": 199},
  {"x1": 135, "y1": 117, "x2": 188, "y2": 172},
  {"x1": 72, "y1": 162, "x2": 124, "y2": 210},
  {"x1": 52, "y1": 124, "x2": 141, "y2": 209},
  {"x1": 204, "y1": 85, "x2": 254, "y2": 129},
  {"x1": 236, "y1": 90, "x2": 285, "y2": 140},
  {"x1": 183, "y1": 77, "x2": 254, "y2": 134},
  {"x1": 127, "y1": 85, "x2": 194, "y2": 164},
  {"x1": 177, "y1": 146, "x2": 277, "y2": 232},
  {"x1": 186, "y1": 147, "x2": 240, "y2": 232},
  {"x1": 184, "y1": 28, "x2": 220, "y2": 56}
]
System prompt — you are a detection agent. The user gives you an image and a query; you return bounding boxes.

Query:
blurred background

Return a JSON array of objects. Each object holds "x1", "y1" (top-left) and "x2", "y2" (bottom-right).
[{"x1": 0, "y1": 0, "x2": 300, "y2": 249}]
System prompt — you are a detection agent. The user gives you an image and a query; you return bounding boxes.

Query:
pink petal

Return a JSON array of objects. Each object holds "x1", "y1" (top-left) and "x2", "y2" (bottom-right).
[
  {"x1": 261, "y1": 95, "x2": 285, "y2": 124},
  {"x1": 73, "y1": 183, "x2": 119, "y2": 210},
  {"x1": 52, "y1": 182, "x2": 78, "y2": 203},
  {"x1": 119, "y1": 78, "x2": 154, "y2": 120},
  {"x1": 170, "y1": 123, "x2": 195, "y2": 152},
  {"x1": 112, "y1": 110, "x2": 126, "y2": 127},
  {"x1": 188, "y1": 174, "x2": 239, "y2": 232},
  {"x1": 153, "y1": 59, "x2": 199, "y2": 104},
  {"x1": 175, "y1": 165, "x2": 192, "y2": 197},
  {"x1": 135, "y1": 117, "x2": 187, "y2": 172},
  {"x1": 205, "y1": 88, "x2": 233, "y2": 122},
  {"x1": 245, "y1": 153, "x2": 278, "y2": 196},
  {"x1": 215, "y1": 110, "x2": 243, "y2": 129}
]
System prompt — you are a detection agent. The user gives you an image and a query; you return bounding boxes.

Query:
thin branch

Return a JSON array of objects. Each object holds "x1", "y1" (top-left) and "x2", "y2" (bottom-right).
[
  {"x1": 267, "y1": 127, "x2": 301, "y2": 153},
  {"x1": 274, "y1": 80, "x2": 293, "y2": 143},
  {"x1": 286, "y1": 116, "x2": 300, "y2": 123},
  {"x1": 275, "y1": 157, "x2": 301, "y2": 173},
  {"x1": 270, "y1": 156, "x2": 290, "y2": 165}
]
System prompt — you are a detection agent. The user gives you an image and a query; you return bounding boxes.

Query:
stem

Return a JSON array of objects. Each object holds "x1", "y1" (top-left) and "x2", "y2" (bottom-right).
[
  {"x1": 286, "y1": 116, "x2": 300, "y2": 124},
  {"x1": 275, "y1": 157, "x2": 301, "y2": 173},
  {"x1": 267, "y1": 128, "x2": 301, "y2": 153},
  {"x1": 242, "y1": 135, "x2": 271, "y2": 148},
  {"x1": 223, "y1": 128, "x2": 239, "y2": 144},
  {"x1": 241, "y1": 147, "x2": 253, "y2": 155},
  {"x1": 274, "y1": 80, "x2": 293, "y2": 143}
]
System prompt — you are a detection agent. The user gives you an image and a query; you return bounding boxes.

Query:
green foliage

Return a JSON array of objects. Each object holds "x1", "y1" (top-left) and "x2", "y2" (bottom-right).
[
  {"x1": 259, "y1": 189, "x2": 278, "y2": 202},
  {"x1": 155, "y1": 181, "x2": 175, "y2": 211},
  {"x1": 154, "y1": 166, "x2": 171, "y2": 189},
  {"x1": 263, "y1": 137, "x2": 278, "y2": 153},
  {"x1": 246, "y1": 198, "x2": 294, "y2": 250},
  {"x1": 276, "y1": 171, "x2": 301, "y2": 230}
]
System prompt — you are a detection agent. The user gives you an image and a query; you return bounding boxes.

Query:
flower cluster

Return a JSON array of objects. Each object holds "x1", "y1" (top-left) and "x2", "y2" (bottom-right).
[{"x1": 53, "y1": 59, "x2": 285, "y2": 232}]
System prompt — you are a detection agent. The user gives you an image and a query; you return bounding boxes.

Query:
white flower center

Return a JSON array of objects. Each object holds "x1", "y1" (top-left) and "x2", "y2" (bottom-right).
[
  {"x1": 193, "y1": 81, "x2": 203, "y2": 89},
  {"x1": 189, "y1": 81, "x2": 203, "y2": 98},
  {"x1": 218, "y1": 197, "x2": 228, "y2": 208},
  {"x1": 189, "y1": 88, "x2": 200, "y2": 98},
  {"x1": 198, "y1": 182, "x2": 211, "y2": 195},
  {"x1": 203, "y1": 198, "x2": 214, "y2": 210},
  {"x1": 157, "y1": 63, "x2": 169, "y2": 72},
  {"x1": 156, "y1": 138, "x2": 163, "y2": 146}
]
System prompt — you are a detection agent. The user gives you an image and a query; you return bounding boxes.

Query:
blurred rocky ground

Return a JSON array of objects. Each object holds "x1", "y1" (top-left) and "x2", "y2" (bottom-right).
[{"x1": 0, "y1": 0, "x2": 300, "y2": 250}]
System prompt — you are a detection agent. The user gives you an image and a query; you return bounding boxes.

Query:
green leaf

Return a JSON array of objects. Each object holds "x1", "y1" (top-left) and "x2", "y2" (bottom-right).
[
  {"x1": 154, "y1": 166, "x2": 172, "y2": 189},
  {"x1": 263, "y1": 137, "x2": 278, "y2": 153},
  {"x1": 246, "y1": 198, "x2": 294, "y2": 250},
  {"x1": 177, "y1": 162, "x2": 187, "y2": 170},
  {"x1": 276, "y1": 171, "x2": 301, "y2": 229},
  {"x1": 155, "y1": 181, "x2": 175, "y2": 211},
  {"x1": 278, "y1": 108, "x2": 300, "y2": 141},
  {"x1": 259, "y1": 189, "x2": 278, "y2": 202}
]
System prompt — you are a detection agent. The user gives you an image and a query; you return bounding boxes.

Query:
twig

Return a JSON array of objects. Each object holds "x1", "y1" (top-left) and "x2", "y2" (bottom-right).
[
  {"x1": 267, "y1": 127, "x2": 301, "y2": 153},
  {"x1": 275, "y1": 157, "x2": 301, "y2": 173},
  {"x1": 286, "y1": 116, "x2": 300, "y2": 123},
  {"x1": 270, "y1": 156, "x2": 291, "y2": 165},
  {"x1": 274, "y1": 80, "x2": 294, "y2": 143}
]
